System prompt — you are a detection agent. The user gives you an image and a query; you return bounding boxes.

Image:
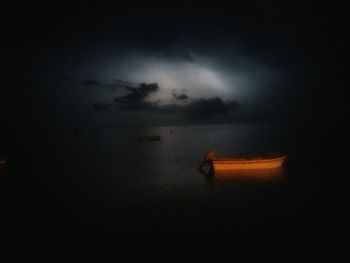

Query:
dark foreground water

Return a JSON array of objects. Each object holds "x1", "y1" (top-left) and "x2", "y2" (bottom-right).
[{"x1": 1, "y1": 124, "x2": 345, "y2": 262}]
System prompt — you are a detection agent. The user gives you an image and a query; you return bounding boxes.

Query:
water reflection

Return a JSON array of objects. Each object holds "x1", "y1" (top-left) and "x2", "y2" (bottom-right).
[
  {"x1": 200, "y1": 167, "x2": 286, "y2": 184},
  {"x1": 198, "y1": 166, "x2": 214, "y2": 187}
]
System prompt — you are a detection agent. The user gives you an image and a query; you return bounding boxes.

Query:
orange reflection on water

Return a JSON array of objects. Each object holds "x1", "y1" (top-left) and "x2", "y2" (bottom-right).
[{"x1": 213, "y1": 168, "x2": 286, "y2": 182}]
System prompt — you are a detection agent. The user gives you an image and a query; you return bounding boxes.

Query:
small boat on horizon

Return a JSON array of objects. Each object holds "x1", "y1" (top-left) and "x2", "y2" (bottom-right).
[{"x1": 137, "y1": 135, "x2": 161, "y2": 142}]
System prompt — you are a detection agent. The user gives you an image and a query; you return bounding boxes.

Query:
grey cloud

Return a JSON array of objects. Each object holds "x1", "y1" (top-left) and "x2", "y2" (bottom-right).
[
  {"x1": 114, "y1": 83, "x2": 159, "y2": 111},
  {"x1": 184, "y1": 97, "x2": 239, "y2": 119},
  {"x1": 173, "y1": 90, "x2": 189, "y2": 100},
  {"x1": 123, "y1": 83, "x2": 159, "y2": 100},
  {"x1": 104, "y1": 79, "x2": 133, "y2": 90},
  {"x1": 172, "y1": 88, "x2": 189, "y2": 100},
  {"x1": 174, "y1": 94, "x2": 189, "y2": 100},
  {"x1": 159, "y1": 97, "x2": 239, "y2": 119},
  {"x1": 158, "y1": 104, "x2": 184, "y2": 114},
  {"x1": 81, "y1": 79, "x2": 99, "y2": 86},
  {"x1": 93, "y1": 102, "x2": 112, "y2": 111},
  {"x1": 103, "y1": 83, "x2": 124, "y2": 91},
  {"x1": 112, "y1": 82, "x2": 239, "y2": 119},
  {"x1": 112, "y1": 78, "x2": 130, "y2": 84}
]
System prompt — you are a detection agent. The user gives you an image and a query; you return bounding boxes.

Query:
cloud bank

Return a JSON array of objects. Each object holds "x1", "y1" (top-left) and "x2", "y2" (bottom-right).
[{"x1": 94, "y1": 81, "x2": 239, "y2": 120}]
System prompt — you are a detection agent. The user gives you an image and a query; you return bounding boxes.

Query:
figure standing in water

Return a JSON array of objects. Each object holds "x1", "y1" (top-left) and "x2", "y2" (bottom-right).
[{"x1": 200, "y1": 150, "x2": 215, "y2": 169}]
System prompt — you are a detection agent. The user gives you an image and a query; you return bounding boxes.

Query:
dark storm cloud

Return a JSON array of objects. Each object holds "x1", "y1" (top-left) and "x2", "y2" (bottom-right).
[
  {"x1": 123, "y1": 83, "x2": 159, "y2": 100},
  {"x1": 3, "y1": 1, "x2": 346, "y2": 131},
  {"x1": 112, "y1": 79, "x2": 128, "y2": 84},
  {"x1": 93, "y1": 102, "x2": 112, "y2": 111},
  {"x1": 81, "y1": 79, "x2": 99, "y2": 87},
  {"x1": 174, "y1": 94, "x2": 189, "y2": 100},
  {"x1": 116, "y1": 101, "x2": 158, "y2": 111},
  {"x1": 173, "y1": 91, "x2": 189, "y2": 100},
  {"x1": 103, "y1": 83, "x2": 124, "y2": 91},
  {"x1": 103, "y1": 79, "x2": 132, "y2": 90},
  {"x1": 112, "y1": 82, "x2": 238, "y2": 119},
  {"x1": 184, "y1": 98, "x2": 239, "y2": 119},
  {"x1": 82, "y1": 78, "x2": 131, "y2": 90},
  {"x1": 104, "y1": 83, "x2": 122, "y2": 87},
  {"x1": 121, "y1": 83, "x2": 159, "y2": 101},
  {"x1": 158, "y1": 104, "x2": 184, "y2": 114},
  {"x1": 114, "y1": 83, "x2": 159, "y2": 111},
  {"x1": 158, "y1": 97, "x2": 239, "y2": 120}
]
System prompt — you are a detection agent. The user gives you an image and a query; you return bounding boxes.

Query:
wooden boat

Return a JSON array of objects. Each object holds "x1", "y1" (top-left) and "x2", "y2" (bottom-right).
[
  {"x1": 137, "y1": 135, "x2": 161, "y2": 142},
  {"x1": 213, "y1": 154, "x2": 286, "y2": 171}
]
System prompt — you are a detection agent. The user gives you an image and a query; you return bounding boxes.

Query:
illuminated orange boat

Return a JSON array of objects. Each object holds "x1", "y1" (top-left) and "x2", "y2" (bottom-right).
[{"x1": 212, "y1": 154, "x2": 286, "y2": 171}]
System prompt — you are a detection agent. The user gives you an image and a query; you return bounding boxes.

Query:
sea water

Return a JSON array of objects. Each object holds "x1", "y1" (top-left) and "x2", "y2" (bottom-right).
[{"x1": 2, "y1": 123, "x2": 344, "y2": 261}]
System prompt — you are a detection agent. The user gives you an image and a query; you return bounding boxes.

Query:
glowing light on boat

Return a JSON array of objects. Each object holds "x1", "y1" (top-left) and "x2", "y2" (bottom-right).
[{"x1": 213, "y1": 155, "x2": 287, "y2": 171}]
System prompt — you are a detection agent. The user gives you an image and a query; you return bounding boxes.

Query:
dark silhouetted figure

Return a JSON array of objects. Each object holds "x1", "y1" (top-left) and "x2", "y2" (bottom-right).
[
  {"x1": 198, "y1": 150, "x2": 215, "y2": 184},
  {"x1": 199, "y1": 150, "x2": 215, "y2": 170}
]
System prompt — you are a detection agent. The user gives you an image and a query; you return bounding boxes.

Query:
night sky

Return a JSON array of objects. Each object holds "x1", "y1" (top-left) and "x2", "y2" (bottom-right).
[{"x1": 2, "y1": 1, "x2": 347, "y2": 130}]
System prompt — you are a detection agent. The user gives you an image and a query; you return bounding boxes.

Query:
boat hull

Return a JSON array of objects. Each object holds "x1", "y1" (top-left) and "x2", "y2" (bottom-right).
[{"x1": 213, "y1": 155, "x2": 286, "y2": 170}]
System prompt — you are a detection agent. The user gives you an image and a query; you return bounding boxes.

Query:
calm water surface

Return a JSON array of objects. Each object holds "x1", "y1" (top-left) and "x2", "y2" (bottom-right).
[{"x1": 2, "y1": 124, "x2": 345, "y2": 261}]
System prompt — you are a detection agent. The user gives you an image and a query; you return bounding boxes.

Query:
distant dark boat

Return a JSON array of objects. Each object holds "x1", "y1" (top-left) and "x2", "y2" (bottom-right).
[
  {"x1": 137, "y1": 135, "x2": 161, "y2": 142},
  {"x1": 213, "y1": 154, "x2": 286, "y2": 171}
]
